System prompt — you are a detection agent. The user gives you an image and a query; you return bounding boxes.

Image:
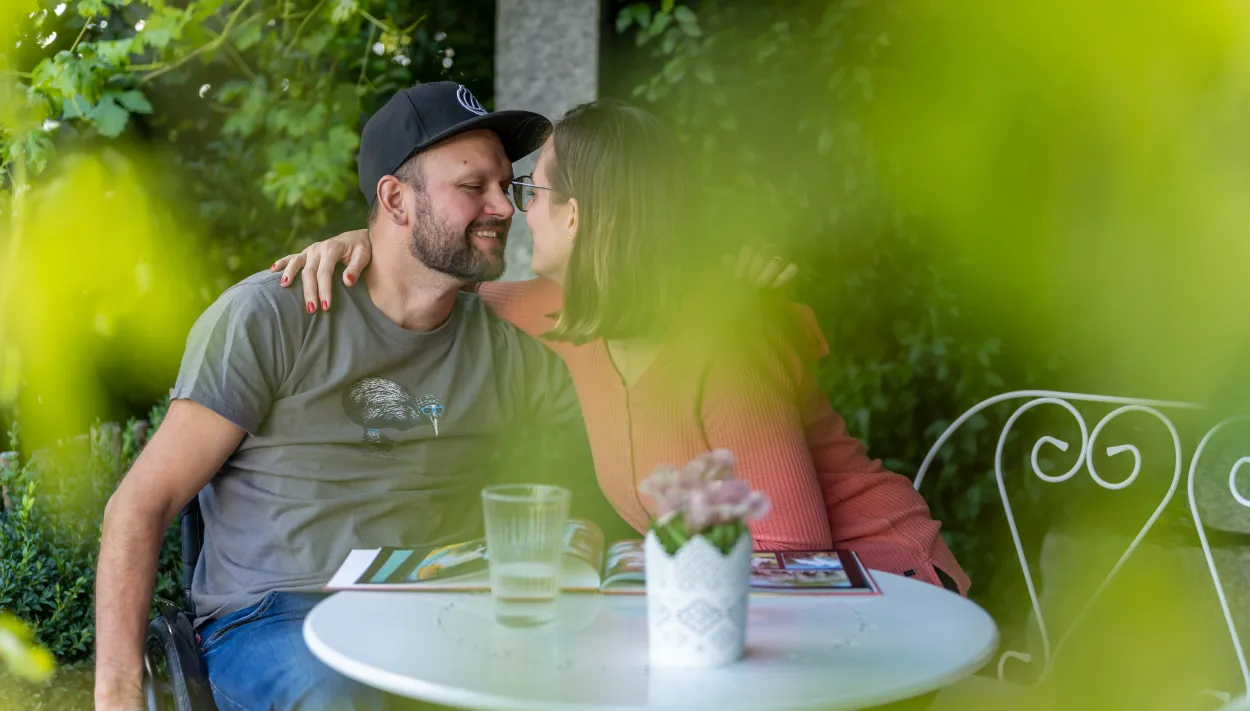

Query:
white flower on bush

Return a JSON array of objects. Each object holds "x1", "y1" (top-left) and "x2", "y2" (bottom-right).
[{"x1": 639, "y1": 450, "x2": 770, "y2": 554}]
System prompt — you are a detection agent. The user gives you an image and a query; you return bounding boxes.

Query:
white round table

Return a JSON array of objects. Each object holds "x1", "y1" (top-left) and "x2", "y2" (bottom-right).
[{"x1": 304, "y1": 571, "x2": 998, "y2": 711}]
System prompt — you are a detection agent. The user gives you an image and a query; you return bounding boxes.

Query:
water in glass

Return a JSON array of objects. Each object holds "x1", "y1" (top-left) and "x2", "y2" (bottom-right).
[{"x1": 481, "y1": 484, "x2": 570, "y2": 627}]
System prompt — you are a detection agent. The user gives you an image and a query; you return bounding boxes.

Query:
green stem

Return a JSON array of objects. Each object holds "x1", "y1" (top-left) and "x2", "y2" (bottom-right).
[
  {"x1": 356, "y1": 9, "x2": 391, "y2": 34},
  {"x1": 401, "y1": 14, "x2": 428, "y2": 33},
  {"x1": 356, "y1": 23, "x2": 376, "y2": 88},
  {"x1": 223, "y1": 41, "x2": 256, "y2": 80},
  {"x1": 139, "y1": 0, "x2": 258, "y2": 84},
  {"x1": 285, "y1": 0, "x2": 327, "y2": 51},
  {"x1": 69, "y1": 20, "x2": 90, "y2": 53}
]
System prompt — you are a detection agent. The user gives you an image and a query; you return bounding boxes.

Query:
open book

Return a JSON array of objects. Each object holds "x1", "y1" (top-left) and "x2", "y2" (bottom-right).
[{"x1": 326, "y1": 520, "x2": 880, "y2": 596}]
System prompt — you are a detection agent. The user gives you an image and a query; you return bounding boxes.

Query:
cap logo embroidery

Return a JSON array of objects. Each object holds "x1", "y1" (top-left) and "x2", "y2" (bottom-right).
[{"x1": 456, "y1": 85, "x2": 486, "y2": 116}]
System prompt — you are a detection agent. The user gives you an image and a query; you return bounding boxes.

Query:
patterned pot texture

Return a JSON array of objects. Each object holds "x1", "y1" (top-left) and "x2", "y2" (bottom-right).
[{"x1": 644, "y1": 530, "x2": 752, "y2": 668}]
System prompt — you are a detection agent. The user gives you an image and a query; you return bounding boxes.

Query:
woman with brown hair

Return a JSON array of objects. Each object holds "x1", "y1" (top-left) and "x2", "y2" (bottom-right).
[{"x1": 272, "y1": 100, "x2": 969, "y2": 593}]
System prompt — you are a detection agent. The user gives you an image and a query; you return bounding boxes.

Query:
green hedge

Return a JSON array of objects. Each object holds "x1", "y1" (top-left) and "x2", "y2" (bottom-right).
[{"x1": 0, "y1": 401, "x2": 179, "y2": 706}]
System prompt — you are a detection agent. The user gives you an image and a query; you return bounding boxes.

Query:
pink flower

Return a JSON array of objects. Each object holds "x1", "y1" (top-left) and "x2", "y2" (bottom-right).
[
  {"x1": 683, "y1": 488, "x2": 716, "y2": 531},
  {"x1": 741, "y1": 491, "x2": 771, "y2": 521},
  {"x1": 638, "y1": 450, "x2": 771, "y2": 536},
  {"x1": 638, "y1": 464, "x2": 684, "y2": 521}
]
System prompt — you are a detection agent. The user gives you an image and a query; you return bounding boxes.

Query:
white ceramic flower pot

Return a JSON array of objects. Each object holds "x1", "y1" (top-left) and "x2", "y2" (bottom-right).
[{"x1": 644, "y1": 530, "x2": 752, "y2": 668}]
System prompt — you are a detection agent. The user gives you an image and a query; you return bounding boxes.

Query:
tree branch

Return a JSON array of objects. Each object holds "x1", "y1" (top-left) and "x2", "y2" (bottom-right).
[
  {"x1": 69, "y1": 20, "x2": 90, "y2": 53},
  {"x1": 139, "y1": 0, "x2": 258, "y2": 84}
]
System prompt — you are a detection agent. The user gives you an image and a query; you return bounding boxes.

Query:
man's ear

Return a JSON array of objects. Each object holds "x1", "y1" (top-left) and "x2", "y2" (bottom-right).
[
  {"x1": 566, "y1": 197, "x2": 579, "y2": 241},
  {"x1": 376, "y1": 176, "x2": 409, "y2": 227}
]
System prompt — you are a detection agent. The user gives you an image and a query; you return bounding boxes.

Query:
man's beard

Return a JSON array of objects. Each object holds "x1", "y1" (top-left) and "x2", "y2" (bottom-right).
[{"x1": 408, "y1": 192, "x2": 508, "y2": 282}]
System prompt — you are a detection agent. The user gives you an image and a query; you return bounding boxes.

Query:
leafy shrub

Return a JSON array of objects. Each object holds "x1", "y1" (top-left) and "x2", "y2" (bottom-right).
[
  {"x1": 2, "y1": 0, "x2": 494, "y2": 279},
  {"x1": 0, "y1": 400, "x2": 178, "y2": 706}
]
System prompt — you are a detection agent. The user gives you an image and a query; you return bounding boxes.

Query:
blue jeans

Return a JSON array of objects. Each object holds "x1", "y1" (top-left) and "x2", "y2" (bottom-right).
[{"x1": 200, "y1": 591, "x2": 428, "y2": 711}]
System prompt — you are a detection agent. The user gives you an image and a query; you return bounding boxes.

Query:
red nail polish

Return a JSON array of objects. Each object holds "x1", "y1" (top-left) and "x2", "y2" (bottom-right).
[
  {"x1": 345, "y1": 274, "x2": 355, "y2": 285},
  {"x1": 281, "y1": 276, "x2": 289, "y2": 285},
  {"x1": 307, "y1": 302, "x2": 315, "y2": 314},
  {"x1": 321, "y1": 301, "x2": 329, "y2": 311}
]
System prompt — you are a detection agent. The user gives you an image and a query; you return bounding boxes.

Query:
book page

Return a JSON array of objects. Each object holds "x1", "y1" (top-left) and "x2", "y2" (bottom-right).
[
  {"x1": 750, "y1": 550, "x2": 878, "y2": 594},
  {"x1": 324, "y1": 519, "x2": 607, "y2": 592},
  {"x1": 592, "y1": 546, "x2": 880, "y2": 596},
  {"x1": 563, "y1": 518, "x2": 606, "y2": 577},
  {"x1": 599, "y1": 539, "x2": 646, "y2": 592}
]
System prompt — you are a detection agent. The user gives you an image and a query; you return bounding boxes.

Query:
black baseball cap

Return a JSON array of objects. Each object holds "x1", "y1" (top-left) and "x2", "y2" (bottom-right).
[{"x1": 357, "y1": 82, "x2": 551, "y2": 204}]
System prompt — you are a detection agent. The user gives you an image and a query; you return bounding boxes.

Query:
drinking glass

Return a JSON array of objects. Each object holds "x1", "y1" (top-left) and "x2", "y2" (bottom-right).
[{"x1": 481, "y1": 484, "x2": 570, "y2": 626}]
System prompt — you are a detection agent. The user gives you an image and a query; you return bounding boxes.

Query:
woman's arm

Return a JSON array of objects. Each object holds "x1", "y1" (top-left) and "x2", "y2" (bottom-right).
[
  {"x1": 476, "y1": 279, "x2": 564, "y2": 338},
  {"x1": 800, "y1": 384, "x2": 971, "y2": 595},
  {"x1": 699, "y1": 312, "x2": 970, "y2": 593},
  {"x1": 698, "y1": 344, "x2": 835, "y2": 552},
  {"x1": 266, "y1": 230, "x2": 566, "y2": 337}
]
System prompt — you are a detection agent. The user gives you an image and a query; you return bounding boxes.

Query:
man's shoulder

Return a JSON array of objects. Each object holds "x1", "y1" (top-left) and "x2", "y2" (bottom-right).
[
  {"x1": 455, "y1": 291, "x2": 556, "y2": 359},
  {"x1": 210, "y1": 270, "x2": 306, "y2": 319}
]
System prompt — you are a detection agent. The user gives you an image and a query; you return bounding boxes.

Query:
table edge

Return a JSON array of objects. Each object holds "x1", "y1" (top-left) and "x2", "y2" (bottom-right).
[{"x1": 304, "y1": 571, "x2": 1001, "y2": 711}]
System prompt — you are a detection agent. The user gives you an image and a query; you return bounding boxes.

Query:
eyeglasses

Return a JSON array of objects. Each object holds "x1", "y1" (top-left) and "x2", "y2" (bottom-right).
[{"x1": 510, "y1": 175, "x2": 553, "y2": 212}]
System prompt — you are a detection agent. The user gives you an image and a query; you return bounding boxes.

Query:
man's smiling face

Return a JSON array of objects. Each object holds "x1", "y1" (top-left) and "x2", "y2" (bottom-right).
[{"x1": 407, "y1": 129, "x2": 515, "y2": 281}]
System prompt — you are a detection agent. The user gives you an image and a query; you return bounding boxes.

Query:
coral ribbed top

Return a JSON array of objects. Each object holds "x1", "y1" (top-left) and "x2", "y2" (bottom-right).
[{"x1": 478, "y1": 277, "x2": 969, "y2": 593}]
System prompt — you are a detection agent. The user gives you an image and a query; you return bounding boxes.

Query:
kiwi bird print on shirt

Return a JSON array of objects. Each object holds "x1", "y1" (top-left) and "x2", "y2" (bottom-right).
[
  {"x1": 342, "y1": 378, "x2": 447, "y2": 447},
  {"x1": 414, "y1": 394, "x2": 445, "y2": 437}
]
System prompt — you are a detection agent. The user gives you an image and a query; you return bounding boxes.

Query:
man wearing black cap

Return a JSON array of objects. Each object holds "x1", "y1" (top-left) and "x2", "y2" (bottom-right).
[{"x1": 95, "y1": 83, "x2": 576, "y2": 711}]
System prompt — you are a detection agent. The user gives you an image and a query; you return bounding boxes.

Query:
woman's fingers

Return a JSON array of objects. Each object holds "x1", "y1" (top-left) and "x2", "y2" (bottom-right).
[
  {"x1": 746, "y1": 244, "x2": 777, "y2": 285},
  {"x1": 731, "y1": 242, "x2": 800, "y2": 290},
  {"x1": 343, "y1": 245, "x2": 370, "y2": 286},
  {"x1": 316, "y1": 249, "x2": 337, "y2": 311},
  {"x1": 753, "y1": 255, "x2": 786, "y2": 287},
  {"x1": 275, "y1": 238, "x2": 364, "y2": 312},
  {"x1": 279, "y1": 254, "x2": 306, "y2": 288},
  {"x1": 300, "y1": 251, "x2": 322, "y2": 314},
  {"x1": 772, "y1": 263, "x2": 799, "y2": 290}
]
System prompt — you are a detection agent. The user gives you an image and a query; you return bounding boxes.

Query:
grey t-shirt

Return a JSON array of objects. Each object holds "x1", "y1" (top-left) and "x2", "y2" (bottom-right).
[{"x1": 171, "y1": 270, "x2": 578, "y2": 626}]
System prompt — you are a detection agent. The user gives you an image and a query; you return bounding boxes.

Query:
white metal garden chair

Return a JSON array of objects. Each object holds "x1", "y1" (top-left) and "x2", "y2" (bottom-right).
[
  {"x1": 1189, "y1": 414, "x2": 1250, "y2": 705},
  {"x1": 913, "y1": 390, "x2": 1205, "y2": 684}
]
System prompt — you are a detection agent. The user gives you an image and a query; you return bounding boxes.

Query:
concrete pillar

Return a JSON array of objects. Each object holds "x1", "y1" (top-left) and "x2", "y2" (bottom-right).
[{"x1": 495, "y1": 0, "x2": 601, "y2": 281}]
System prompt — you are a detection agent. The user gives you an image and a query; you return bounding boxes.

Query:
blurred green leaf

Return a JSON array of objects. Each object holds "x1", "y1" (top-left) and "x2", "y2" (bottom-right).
[
  {"x1": 76, "y1": 0, "x2": 127, "y2": 18},
  {"x1": 139, "y1": 6, "x2": 194, "y2": 50},
  {"x1": 93, "y1": 38, "x2": 136, "y2": 66},
  {"x1": 87, "y1": 97, "x2": 129, "y2": 137},
  {"x1": 0, "y1": 613, "x2": 56, "y2": 683},
  {"x1": 114, "y1": 90, "x2": 152, "y2": 114},
  {"x1": 233, "y1": 21, "x2": 263, "y2": 51},
  {"x1": 1, "y1": 131, "x2": 55, "y2": 177},
  {"x1": 301, "y1": 25, "x2": 336, "y2": 56}
]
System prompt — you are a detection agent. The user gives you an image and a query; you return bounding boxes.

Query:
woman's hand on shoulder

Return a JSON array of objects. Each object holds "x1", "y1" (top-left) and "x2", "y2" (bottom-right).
[
  {"x1": 270, "y1": 229, "x2": 372, "y2": 312},
  {"x1": 728, "y1": 243, "x2": 799, "y2": 290}
]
